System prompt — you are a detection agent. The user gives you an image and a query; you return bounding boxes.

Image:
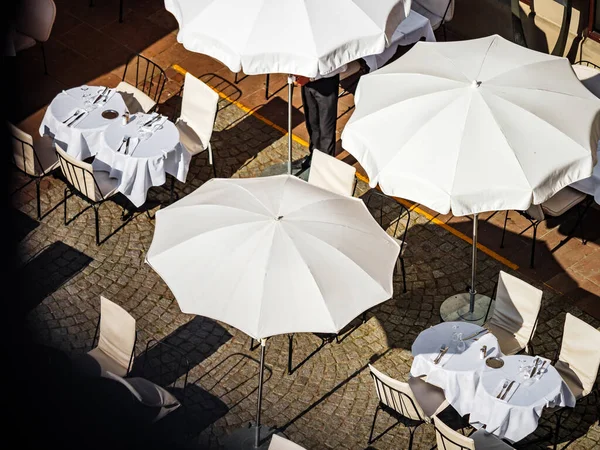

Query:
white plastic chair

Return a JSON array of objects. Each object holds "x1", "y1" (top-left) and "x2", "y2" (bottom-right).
[
  {"x1": 9, "y1": 121, "x2": 58, "y2": 219},
  {"x1": 483, "y1": 271, "x2": 543, "y2": 356},
  {"x1": 268, "y1": 434, "x2": 306, "y2": 450},
  {"x1": 411, "y1": 0, "x2": 454, "y2": 39},
  {"x1": 176, "y1": 72, "x2": 219, "y2": 177},
  {"x1": 86, "y1": 296, "x2": 137, "y2": 377},
  {"x1": 307, "y1": 149, "x2": 357, "y2": 197},
  {"x1": 433, "y1": 415, "x2": 515, "y2": 449}
]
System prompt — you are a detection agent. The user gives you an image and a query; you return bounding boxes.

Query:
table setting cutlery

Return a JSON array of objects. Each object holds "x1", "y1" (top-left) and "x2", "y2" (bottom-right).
[
  {"x1": 124, "y1": 137, "x2": 140, "y2": 155},
  {"x1": 495, "y1": 378, "x2": 519, "y2": 401},
  {"x1": 462, "y1": 328, "x2": 489, "y2": 341},
  {"x1": 62, "y1": 109, "x2": 81, "y2": 124},
  {"x1": 65, "y1": 109, "x2": 88, "y2": 127},
  {"x1": 117, "y1": 136, "x2": 128, "y2": 153},
  {"x1": 93, "y1": 87, "x2": 109, "y2": 105},
  {"x1": 433, "y1": 344, "x2": 448, "y2": 365}
]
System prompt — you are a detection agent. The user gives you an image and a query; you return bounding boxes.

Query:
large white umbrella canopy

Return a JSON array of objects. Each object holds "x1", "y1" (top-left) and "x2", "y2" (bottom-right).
[
  {"x1": 165, "y1": 0, "x2": 412, "y2": 78},
  {"x1": 146, "y1": 175, "x2": 399, "y2": 341},
  {"x1": 341, "y1": 34, "x2": 600, "y2": 216},
  {"x1": 341, "y1": 34, "x2": 600, "y2": 322}
]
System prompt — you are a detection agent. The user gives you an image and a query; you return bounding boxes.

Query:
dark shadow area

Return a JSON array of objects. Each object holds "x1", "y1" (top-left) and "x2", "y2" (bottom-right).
[
  {"x1": 17, "y1": 240, "x2": 93, "y2": 316},
  {"x1": 250, "y1": 95, "x2": 305, "y2": 132},
  {"x1": 10, "y1": 206, "x2": 39, "y2": 242}
]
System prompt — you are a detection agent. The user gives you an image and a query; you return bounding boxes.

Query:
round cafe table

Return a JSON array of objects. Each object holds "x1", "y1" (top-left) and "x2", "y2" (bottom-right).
[
  {"x1": 92, "y1": 113, "x2": 191, "y2": 208},
  {"x1": 410, "y1": 321, "x2": 501, "y2": 416},
  {"x1": 468, "y1": 354, "x2": 576, "y2": 443},
  {"x1": 39, "y1": 85, "x2": 127, "y2": 160}
]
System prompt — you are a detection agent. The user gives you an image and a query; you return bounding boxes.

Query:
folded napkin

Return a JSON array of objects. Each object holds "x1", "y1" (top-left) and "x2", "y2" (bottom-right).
[
  {"x1": 494, "y1": 378, "x2": 520, "y2": 402},
  {"x1": 140, "y1": 114, "x2": 168, "y2": 132}
]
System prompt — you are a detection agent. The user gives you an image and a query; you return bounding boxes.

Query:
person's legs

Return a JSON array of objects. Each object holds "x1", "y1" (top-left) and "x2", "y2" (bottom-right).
[
  {"x1": 314, "y1": 74, "x2": 339, "y2": 156},
  {"x1": 301, "y1": 83, "x2": 321, "y2": 154}
]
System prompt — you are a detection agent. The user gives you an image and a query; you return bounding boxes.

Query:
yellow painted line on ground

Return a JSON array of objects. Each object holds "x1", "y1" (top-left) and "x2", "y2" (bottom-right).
[
  {"x1": 173, "y1": 63, "x2": 518, "y2": 270},
  {"x1": 172, "y1": 64, "x2": 309, "y2": 147},
  {"x1": 355, "y1": 172, "x2": 519, "y2": 270}
]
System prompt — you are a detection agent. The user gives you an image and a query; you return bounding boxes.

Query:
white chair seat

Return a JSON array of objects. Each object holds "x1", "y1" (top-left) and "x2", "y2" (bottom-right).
[
  {"x1": 471, "y1": 429, "x2": 515, "y2": 449},
  {"x1": 88, "y1": 347, "x2": 129, "y2": 377},
  {"x1": 308, "y1": 149, "x2": 357, "y2": 197},
  {"x1": 116, "y1": 80, "x2": 156, "y2": 114},
  {"x1": 572, "y1": 63, "x2": 600, "y2": 98},
  {"x1": 484, "y1": 322, "x2": 523, "y2": 356},
  {"x1": 555, "y1": 361, "x2": 585, "y2": 400},
  {"x1": 411, "y1": 2, "x2": 443, "y2": 29},
  {"x1": 407, "y1": 376, "x2": 448, "y2": 421},
  {"x1": 12, "y1": 30, "x2": 36, "y2": 52},
  {"x1": 541, "y1": 186, "x2": 586, "y2": 217},
  {"x1": 93, "y1": 170, "x2": 120, "y2": 199},
  {"x1": 340, "y1": 60, "x2": 362, "y2": 81},
  {"x1": 33, "y1": 135, "x2": 59, "y2": 174}
]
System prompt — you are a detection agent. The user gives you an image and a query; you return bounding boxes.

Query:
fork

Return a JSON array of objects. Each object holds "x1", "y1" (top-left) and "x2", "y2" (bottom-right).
[
  {"x1": 497, "y1": 380, "x2": 509, "y2": 398},
  {"x1": 433, "y1": 344, "x2": 448, "y2": 364}
]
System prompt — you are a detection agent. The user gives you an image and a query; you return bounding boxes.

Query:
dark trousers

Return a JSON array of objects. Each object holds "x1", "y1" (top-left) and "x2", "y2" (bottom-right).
[{"x1": 301, "y1": 74, "x2": 339, "y2": 156}]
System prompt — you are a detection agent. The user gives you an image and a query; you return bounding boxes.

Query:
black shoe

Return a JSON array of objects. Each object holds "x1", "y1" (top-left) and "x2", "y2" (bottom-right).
[{"x1": 300, "y1": 155, "x2": 312, "y2": 170}]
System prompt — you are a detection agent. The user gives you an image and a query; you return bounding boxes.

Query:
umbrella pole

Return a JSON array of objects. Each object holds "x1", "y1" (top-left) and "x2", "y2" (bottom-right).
[
  {"x1": 287, "y1": 75, "x2": 294, "y2": 175},
  {"x1": 254, "y1": 339, "x2": 266, "y2": 448},
  {"x1": 469, "y1": 214, "x2": 478, "y2": 313}
]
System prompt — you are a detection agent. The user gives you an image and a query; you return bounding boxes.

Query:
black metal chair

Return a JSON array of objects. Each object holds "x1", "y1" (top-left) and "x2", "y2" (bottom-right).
[
  {"x1": 8, "y1": 122, "x2": 59, "y2": 220},
  {"x1": 411, "y1": 0, "x2": 454, "y2": 41},
  {"x1": 117, "y1": 53, "x2": 167, "y2": 114},
  {"x1": 365, "y1": 189, "x2": 410, "y2": 292},
  {"x1": 89, "y1": 0, "x2": 125, "y2": 24},
  {"x1": 55, "y1": 142, "x2": 131, "y2": 245}
]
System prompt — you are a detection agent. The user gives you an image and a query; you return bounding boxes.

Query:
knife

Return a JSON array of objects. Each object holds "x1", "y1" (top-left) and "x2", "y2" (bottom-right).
[
  {"x1": 142, "y1": 114, "x2": 160, "y2": 127},
  {"x1": 528, "y1": 358, "x2": 540, "y2": 379},
  {"x1": 124, "y1": 136, "x2": 131, "y2": 154},
  {"x1": 501, "y1": 380, "x2": 515, "y2": 400},
  {"x1": 462, "y1": 328, "x2": 489, "y2": 341},
  {"x1": 93, "y1": 87, "x2": 108, "y2": 104},
  {"x1": 62, "y1": 110, "x2": 80, "y2": 124}
]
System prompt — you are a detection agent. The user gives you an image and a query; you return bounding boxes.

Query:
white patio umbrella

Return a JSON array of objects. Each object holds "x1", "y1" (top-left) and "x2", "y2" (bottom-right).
[
  {"x1": 341, "y1": 34, "x2": 600, "y2": 322},
  {"x1": 146, "y1": 175, "x2": 399, "y2": 448},
  {"x1": 165, "y1": 0, "x2": 412, "y2": 174}
]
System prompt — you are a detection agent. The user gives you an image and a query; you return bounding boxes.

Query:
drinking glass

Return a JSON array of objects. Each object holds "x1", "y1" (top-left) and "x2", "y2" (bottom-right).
[{"x1": 456, "y1": 333, "x2": 466, "y2": 353}]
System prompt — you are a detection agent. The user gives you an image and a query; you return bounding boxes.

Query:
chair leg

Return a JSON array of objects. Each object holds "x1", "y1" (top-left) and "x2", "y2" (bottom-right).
[
  {"x1": 249, "y1": 338, "x2": 254, "y2": 351},
  {"x1": 553, "y1": 409, "x2": 563, "y2": 450},
  {"x1": 93, "y1": 204, "x2": 100, "y2": 246},
  {"x1": 36, "y1": 179, "x2": 41, "y2": 220},
  {"x1": 287, "y1": 334, "x2": 294, "y2": 375},
  {"x1": 368, "y1": 405, "x2": 382, "y2": 444},
  {"x1": 41, "y1": 43, "x2": 48, "y2": 75},
  {"x1": 63, "y1": 188, "x2": 69, "y2": 225},
  {"x1": 169, "y1": 175, "x2": 175, "y2": 204},
  {"x1": 530, "y1": 223, "x2": 538, "y2": 269},
  {"x1": 400, "y1": 257, "x2": 407, "y2": 293},
  {"x1": 500, "y1": 211, "x2": 509, "y2": 248}
]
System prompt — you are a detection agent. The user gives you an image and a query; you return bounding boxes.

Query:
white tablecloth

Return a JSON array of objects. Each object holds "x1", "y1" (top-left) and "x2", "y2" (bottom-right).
[
  {"x1": 363, "y1": 10, "x2": 436, "y2": 72},
  {"x1": 468, "y1": 355, "x2": 576, "y2": 443},
  {"x1": 40, "y1": 86, "x2": 127, "y2": 160},
  {"x1": 92, "y1": 113, "x2": 190, "y2": 207},
  {"x1": 411, "y1": 322, "x2": 502, "y2": 415}
]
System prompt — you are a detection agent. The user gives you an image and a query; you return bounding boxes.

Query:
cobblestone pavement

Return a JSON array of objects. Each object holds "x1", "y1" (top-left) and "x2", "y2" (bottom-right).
[{"x1": 10, "y1": 91, "x2": 600, "y2": 450}]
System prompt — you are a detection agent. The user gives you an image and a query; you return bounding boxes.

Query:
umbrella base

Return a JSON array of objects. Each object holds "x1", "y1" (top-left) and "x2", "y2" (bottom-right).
[
  {"x1": 440, "y1": 293, "x2": 493, "y2": 326},
  {"x1": 259, "y1": 161, "x2": 307, "y2": 178},
  {"x1": 221, "y1": 423, "x2": 278, "y2": 450}
]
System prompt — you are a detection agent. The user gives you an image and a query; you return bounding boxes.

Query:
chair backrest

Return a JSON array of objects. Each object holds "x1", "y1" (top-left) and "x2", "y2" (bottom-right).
[
  {"x1": 122, "y1": 53, "x2": 167, "y2": 104},
  {"x1": 413, "y1": 0, "x2": 455, "y2": 22},
  {"x1": 368, "y1": 364, "x2": 425, "y2": 422},
  {"x1": 8, "y1": 122, "x2": 41, "y2": 176},
  {"x1": 16, "y1": 0, "x2": 56, "y2": 42},
  {"x1": 433, "y1": 416, "x2": 475, "y2": 450},
  {"x1": 268, "y1": 434, "x2": 306, "y2": 450},
  {"x1": 55, "y1": 142, "x2": 104, "y2": 202},
  {"x1": 524, "y1": 203, "x2": 545, "y2": 221},
  {"x1": 97, "y1": 296, "x2": 136, "y2": 374},
  {"x1": 179, "y1": 72, "x2": 219, "y2": 152},
  {"x1": 489, "y1": 271, "x2": 543, "y2": 351},
  {"x1": 572, "y1": 61, "x2": 600, "y2": 99},
  {"x1": 308, "y1": 149, "x2": 357, "y2": 197},
  {"x1": 558, "y1": 313, "x2": 600, "y2": 397},
  {"x1": 365, "y1": 190, "x2": 410, "y2": 252}
]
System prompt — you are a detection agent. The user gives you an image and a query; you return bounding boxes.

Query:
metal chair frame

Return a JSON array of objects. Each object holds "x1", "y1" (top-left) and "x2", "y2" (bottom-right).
[
  {"x1": 90, "y1": 315, "x2": 137, "y2": 376},
  {"x1": 438, "y1": 0, "x2": 454, "y2": 41},
  {"x1": 122, "y1": 53, "x2": 167, "y2": 112},
  {"x1": 500, "y1": 197, "x2": 592, "y2": 268},
  {"x1": 574, "y1": 60, "x2": 600, "y2": 69},
  {"x1": 10, "y1": 133, "x2": 58, "y2": 220},
  {"x1": 56, "y1": 150, "x2": 131, "y2": 245},
  {"x1": 365, "y1": 190, "x2": 410, "y2": 292},
  {"x1": 368, "y1": 370, "x2": 426, "y2": 449}
]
